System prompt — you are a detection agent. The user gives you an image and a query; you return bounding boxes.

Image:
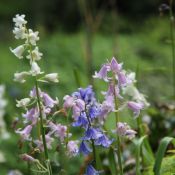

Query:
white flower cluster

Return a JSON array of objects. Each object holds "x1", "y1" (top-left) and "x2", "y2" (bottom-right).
[
  {"x1": 11, "y1": 14, "x2": 58, "y2": 83},
  {"x1": 0, "y1": 85, "x2": 9, "y2": 139}
]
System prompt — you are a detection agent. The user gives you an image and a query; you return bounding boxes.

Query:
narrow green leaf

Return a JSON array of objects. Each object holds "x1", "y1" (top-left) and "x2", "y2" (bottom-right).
[
  {"x1": 135, "y1": 135, "x2": 147, "y2": 175},
  {"x1": 108, "y1": 147, "x2": 118, "y2": 175},
  {"x1": 153, "y1": 137, "x2": 175, "y2": 175}
]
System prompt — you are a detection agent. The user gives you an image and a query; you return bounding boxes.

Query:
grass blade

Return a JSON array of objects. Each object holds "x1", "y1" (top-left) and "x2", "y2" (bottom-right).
[{"x1": 153, "y1": 137, "x2": 175, "y2": 175}]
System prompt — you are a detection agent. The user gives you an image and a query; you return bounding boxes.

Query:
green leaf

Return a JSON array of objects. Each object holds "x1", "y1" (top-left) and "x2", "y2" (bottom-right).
[
  {"x1": 134, "y1": 135, "x2": 147, "y2": 175},
  {"x1": 153, "y1": 137, "x2": 175, "y2": 175},
  {"x1": 108, "y1": 147, "x2": 118, "y2": 175}
]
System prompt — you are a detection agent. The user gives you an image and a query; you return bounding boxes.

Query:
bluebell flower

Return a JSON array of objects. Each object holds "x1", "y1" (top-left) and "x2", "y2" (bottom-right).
[
  {"x1": 72, "y1": 113, "x2": 88, "y2": 128},
  {"x1": 79, "y1": 141, "x2": 92, "y2": 155},
  {"x1": 82, "y1": 127, "x2": 102, "y2": 140},
  {"x1": 79, "y1": 86, "x2": 95, "y2": 104},
  {"x1": 89, "y1": 105, "x2": 101, "y2": 119},
  {"x1": 95, "y1": 134, "x2": 112, "y2": 148},
  {"x1": 85, "y1": 164, "x2": 99, "y2": 175}
]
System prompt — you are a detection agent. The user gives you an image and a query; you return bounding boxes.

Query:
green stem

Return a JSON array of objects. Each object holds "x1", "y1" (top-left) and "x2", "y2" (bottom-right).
[
  {"x1": 35, "y1": 79, "x2": 52, "y2": 175},
  {"x1": 169, "y1": 0, "x2": 175, "y2": 99},
  {"x1": 113, "y1": 81, "x2": 123, "y2": 175}
]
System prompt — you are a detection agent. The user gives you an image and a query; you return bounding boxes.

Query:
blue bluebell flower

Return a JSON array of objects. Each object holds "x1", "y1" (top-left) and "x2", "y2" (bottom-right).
[
  {"x1": 79, "y1": 141, "x2": 92, "y2": 155},
  {"x1": 95, "y1": 134, "x2": 112, "y2": 148},
  {"x1": 85, "y1": 164, "x2": 99, "y2": 175},
  {"x1": 82, "y1": 127, "x2": 102, "y2": 140},
  {"x1": 72, "y1": 113, "x2": 88, "y2": 128}
]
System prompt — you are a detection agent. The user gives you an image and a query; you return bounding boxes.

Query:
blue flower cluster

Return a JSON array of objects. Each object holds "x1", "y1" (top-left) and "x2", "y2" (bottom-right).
[{"x1": 64, "y1": 86, "x2": 112, "y2": 174}]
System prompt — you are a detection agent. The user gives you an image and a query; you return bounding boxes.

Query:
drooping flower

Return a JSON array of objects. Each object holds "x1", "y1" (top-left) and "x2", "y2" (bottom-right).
[
  {"x1": 30, "y1": 61, "x2": 43, "y2": 76},
  {"x1": 26, "y1": 29, "x2": 39, "y2": 45},
  {"x1": 93, "y1": 64, "x2": 109, "y2": 81},
  {"x1": 26, "y1": 47, "x2": 43, "y2": 62},
  {"x1": 44, "y1": 73, "x2": 59, "y2": 83},
  {"x1": 20, "y1": 154, "x2": 37, "y2": 163},
  {"x1": 10, "y1": 45, "x2": 25, "y2": 59},
  {"x1": 82, "y1": 127, "x2": 102, "y2": 140},
  {"x1": 16, "y1": 125, "x2": 32, "y2": 140},
  {"x1": 13, "y1": 27, "x2": 26, "y2": 39},
  {"x1": 42, "y1": 92, "x2": 58, "y2": 108},
  {"x1": 14, "y1": 71, "x2": 30, "y2": 83},
  {"x1": 67, "y1": 140, "x2": 79, "y2": 157},
  {"x1": 127, "y1": 101, "x2": 144, "y2": 118},
  {"x1": 85, "y1": 164, "x2": 99, "y2": 175},
  {"x1": 79, "y1": 141, "x2": 92, "y2": 155},
  {"x1": 13, "y1": 14, "x2": 27, "y2": 27},
  {"x1": 95, "y1": 134, "x2": 113, "y2": 148},
  {"x1": 16, "y1": 98, "x2": 30, "y2": 108}
]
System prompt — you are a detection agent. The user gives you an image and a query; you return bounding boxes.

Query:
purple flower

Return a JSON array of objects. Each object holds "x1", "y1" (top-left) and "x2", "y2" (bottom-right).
[
  {"x1": 93, "y1": 64, "x2": 109, "y2": 81},
  {"x1": 42, "y1": 92, "x2": 57, "y2": 108},
  {"x1": 118, "y1": 72, "x2": 127, "y2": 87},
  {"x1": 116, "y1": 122, "x2": 136, "y2": 139},
  {"x1": 127, "y1": 101, "x2": 144, "y2": 117},
  {"x1": 20, "y1": 154, "x2": 37, "y2": 163},
  {"x1": 34, "y1": 134, "x2": 54, "y2": 151},
  {"x1": 89, "y1": 105, "x2": 101, "y2": 119},
  {"x1": 79, "y1": 141, "x2": 92, "y2": 155},
  {"x1": 110, "y1": 57, "x2": 122, "y2": 73},
  {"x1": 67, "y1": 140, "x2": 79, "y2": 157},
  {"x1": 22, "y1": 108, "x2": 39, "y2": 125},
  {"x1": 85, "y1": 164, "x2": 99, "y2": 175},
  {"x1": 95, "y1": 134, "x2": 112, "y2": 148},
  {"x1": 16, "y1": 125, "x2": 32, "y2": 140},
  {"x1": 82, "y1": 127, "x2": 102, "y2": 140},
  {"x1": 63, "y1": 95, "x2": 74, "y2": 108},
  {"x1": 48, "y1": 122, "x2": 67, "y2": 141}
]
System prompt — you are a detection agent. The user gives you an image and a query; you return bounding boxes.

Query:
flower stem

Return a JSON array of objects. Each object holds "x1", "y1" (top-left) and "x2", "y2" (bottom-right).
[
  {"x1": 35, "y1": 79, "x2": 52, "y2": 175},
  {"x1": 113, "y1": 82, "x2": 123, "y2": 175},
  {"x1": 169, "y1": 0, "x2": 175, "y2": 99}
]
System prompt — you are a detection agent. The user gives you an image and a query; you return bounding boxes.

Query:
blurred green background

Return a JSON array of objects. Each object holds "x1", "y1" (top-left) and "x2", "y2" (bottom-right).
[{"x1": 0, "y1": 0, "x2": 175, "y2": 174}]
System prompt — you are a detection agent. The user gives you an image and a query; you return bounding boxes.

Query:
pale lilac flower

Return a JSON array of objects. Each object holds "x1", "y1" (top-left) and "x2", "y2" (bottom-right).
[
  {"x1": 48, "y1": 122, "x2": 67, "y2": 142},
  {"x1": 10, "y1": 45, "x2": 25, "y2": 59},
  {"x1": 20, "y1": 154, "x2": 37, "y2": 162},
  {"x1": 44, "y1": 73, "x2": 59, "y2": 83},
  {"x1": 67, "y1": 140, "x2": 79, "y2": 157},
  {"x1": 42, "y1": 93, "x2": 57, "y2": 108},
  {"x1": 127, "y1": 101, "x2": 144, "y2": 117},
  {"x1": 16, "y1": 125, "x2": 32, "y2": 140},
  {"x1": 22, "y1": 108, "x2": 39, "y2": 125},
  {"x1": 34, "y1": 134, "x2": 54, "y2": 151},
  {"x1": 8, "y1": 170, "x2": 23, "y2": 175},
  {"x1": 93, "y1": 64, "x2": 109, "y2": 81},
  {"x1": 116, "y1": 122, "x2": 136, "y2": 139},
  {"x1": 63, "y1": 95, "x2": 75, "y2": 108},
  {"x1": 110, "y1": 57, "x2": 122, "y2": 73},
  {"x1": 13, "y1": 14, "x2": 27, "y2": 27}
]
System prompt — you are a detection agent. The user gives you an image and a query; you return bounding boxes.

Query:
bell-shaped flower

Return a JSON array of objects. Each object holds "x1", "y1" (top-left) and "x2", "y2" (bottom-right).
[
  {"x1": 13, "y1": 27, "x2": 26, "y2": 39},
  {"x1": 63, "y1": 95, "x2": 75, "y2": 108},
  {"x1": 72, "y1": 113, "x2": 88, "y2": 128},
  {"x1": 16, "y1": 98, "x2": 30, "y2": 108},
  {"x1": 26, "y1": 47, "x2": 43, "y2": 62},
  {"x1": 13, "y1": 14, "x2": 27, "y2": 27},
  {"x1": 79, "y1": 141, "x2": 92, "y2": 155},
  {"x1": 20, "y1": 154, "x2": 37, "y2": 163},
  {"x1": 67, "y1": 140, "x2": 79, "y2": 157},
  {"x1": 16, "y1": 125, "x2": 32, "y2": 140},
  {"x1": 82, "y1": 127, "x2": 102, "y2": 140},
  {"x1": 85, "y1": 164, "x2": 99, "y2": 175},
  {"x1": 110, "y1": 57, "x2": 122, "y2": 73},
  {"x1": 26, "y1": 29, "x2": 39, "y2": 45},
  {"x1": 10, "y1": 45, "x2": 25, "y2": 59},
  {"x1": 34, "y1": 134, "x2": 54, "y2": 151},
  {"x1": 14, "y1": 71, "x2": 30, "y2": 83},
  {"x1": 95, "y1": 134, "x2": 112, "y2": 148},
  {"x1": 30, "y1": 62, "x2": 43, "y2": 76},
  {"x1": 44, "y1": 73, "x2": 59, "y2": 83},
  {"x1": 127, "y1": 101, "x2": 144, "y2": 117},
  {"x1": 22, "y1": 108, "x2": 39, "y2": 125},
  {"x1": 93, "y1": 64, "x2": 109, "y2": 81},
  {"x1": 42, "y1": 92, "x2": 58, "y2": 108}
]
